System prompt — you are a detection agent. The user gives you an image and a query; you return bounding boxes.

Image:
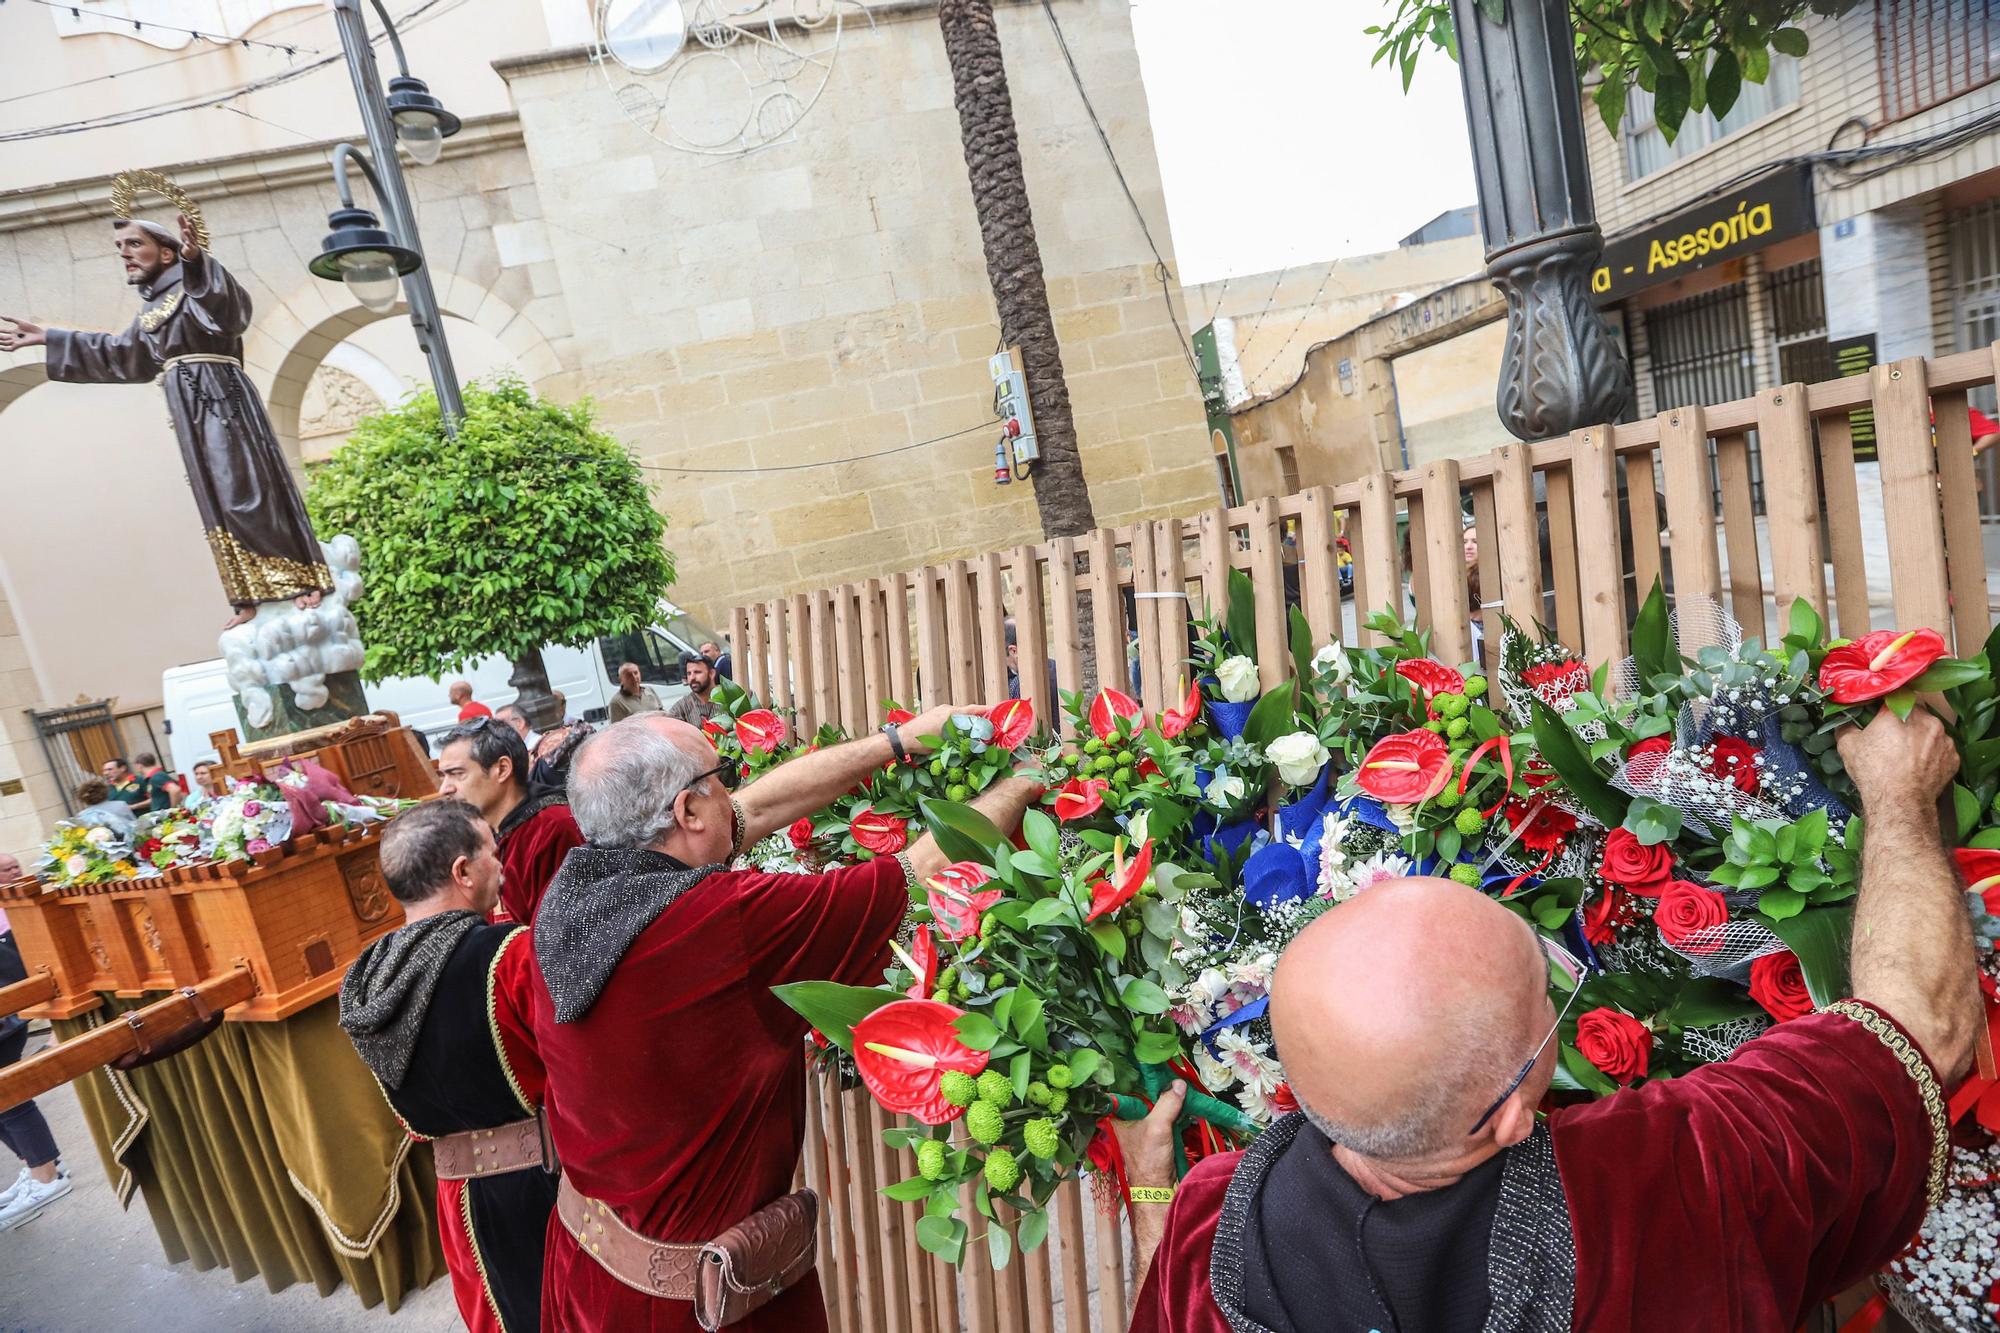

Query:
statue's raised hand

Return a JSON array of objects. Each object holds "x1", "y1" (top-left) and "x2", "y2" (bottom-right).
[
  {"x1": 0, "y1": 316, "x2": 45, "y2": 352},
  {"x1": 177, "y1": 212, "x2": 201, "y2": 262}
]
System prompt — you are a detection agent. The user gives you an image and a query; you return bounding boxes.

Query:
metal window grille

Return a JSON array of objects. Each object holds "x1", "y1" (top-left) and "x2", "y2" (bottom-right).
[
  {"x1": 1769, "y1": 259, "x2": 1835, "y2": 385},
  {"x1": 28, "y1": 701, "x2": 123, "y2": 815},
  {"x1": 1879, "y1": 0, "x2": 2000, "y2": 123},
  {"x1": 1646, "y1": 284, "x2": 1764, "y2": 511},
  {"x1": 1949, "y1": 198, "x2": 2000, "y2": 516}
]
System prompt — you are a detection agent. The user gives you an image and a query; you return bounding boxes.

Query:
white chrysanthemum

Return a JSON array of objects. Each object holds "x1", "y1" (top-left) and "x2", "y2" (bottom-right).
[
  {"x1": 1214, "y1": 1030, "x2": 1283, "y2": 1093},
  {"x1": 1346, "y1": 851, "x2": 1413, "y2": 898},
  {"x1": 1384, "y1": 803, "x2": 1419, "y2": 834}
]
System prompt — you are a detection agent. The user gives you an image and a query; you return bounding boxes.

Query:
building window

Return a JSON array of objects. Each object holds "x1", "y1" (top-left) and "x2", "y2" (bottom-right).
[
  {"x1": 1215, "y1": 455, "x2": 1238, "y2": 507},
  {"x1": 1621, "y1": 57, "x2": 1801, "y2": 181},
  {"x1": 1275, "y1": 445, "x2": 1301, "y2": 496},
  {"x1": 1768, "y1": 258, "x2": 1833, "y2": 384},
  {"x1": 1879, "y1": 0, "x2": 2000, "y2": 122},
  {"x1": 1645, "y1": 283, "x2": 1763, "y2": 511},
  {"x1": 1948, "y1": 198, "x2": 2000, "y2": 517}
]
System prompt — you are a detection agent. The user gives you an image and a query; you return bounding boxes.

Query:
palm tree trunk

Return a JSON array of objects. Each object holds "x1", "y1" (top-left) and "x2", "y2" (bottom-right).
[{"x1": 938, "y1": 0, "x2": 1105, "y2": 691}]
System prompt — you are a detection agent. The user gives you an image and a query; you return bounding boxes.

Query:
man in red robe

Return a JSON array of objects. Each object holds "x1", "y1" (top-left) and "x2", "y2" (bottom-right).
[
  {"x1": 436, "y1": 717, "x2": 583, "y2": 926},
  {"x1": 1125, "y1": 707, "x2": 1978, "y2": 1333},
  {"x1": 529, "y1": 705, "x2": 1042, "y2": 1331},
  {"x1": 339, "y1": 800, "x2": 553, "y2": 1333}
]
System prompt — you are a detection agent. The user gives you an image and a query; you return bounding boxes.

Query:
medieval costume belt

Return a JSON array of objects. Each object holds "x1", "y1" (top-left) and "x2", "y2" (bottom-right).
[
  {"x1": 430, "y1": 1111, "x2": 555, "y2": 1180},
  {"x1": 555, "y1": 1175, "x2": 820, "y2": 1328}
]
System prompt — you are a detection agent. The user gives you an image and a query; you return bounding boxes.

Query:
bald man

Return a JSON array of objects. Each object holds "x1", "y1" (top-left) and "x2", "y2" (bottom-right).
[
  {"x1": 529, "y1": 704, "x2": 1043, "y2": 1332},
  {"x1": 1127, "y1": 705, "x2": 1981, "y2": 1332}
]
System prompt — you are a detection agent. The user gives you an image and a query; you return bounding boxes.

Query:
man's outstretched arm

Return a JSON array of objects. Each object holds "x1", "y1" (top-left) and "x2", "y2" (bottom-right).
[
  {"x1": 903, "y1": 772, "x2": 1046, "y2": 885},
  {"x1": 735, "y1": 703, "x2": 987, "y2": 845},
  {"x1": 1842, "y1": 707, "x2": 1983, "y2": 1083}
]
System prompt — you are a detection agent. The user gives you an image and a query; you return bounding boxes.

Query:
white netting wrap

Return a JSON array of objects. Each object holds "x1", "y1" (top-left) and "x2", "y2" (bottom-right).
[
  {"x1": 1611, "y1": 741, "x2": 1794, "y2": 840},
  {"x1": 1882, "y1": 1141, "x2": 2000, "y2": 1333},
  {"x1": 1681, "y1": 1013, "x2": 1772, "y2": 1064},
  {"x1": 1657, "y1": 917, "x2": 1790, "y2": 981},
  {"x1": 1609, "y1": 596, "x2": 1743, "y2": 699}
]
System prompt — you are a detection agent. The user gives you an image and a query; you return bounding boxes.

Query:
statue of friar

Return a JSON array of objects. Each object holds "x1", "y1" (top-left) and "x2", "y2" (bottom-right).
[{"x1": 1, "y1": 211, "x2": 331, "y2": 630}]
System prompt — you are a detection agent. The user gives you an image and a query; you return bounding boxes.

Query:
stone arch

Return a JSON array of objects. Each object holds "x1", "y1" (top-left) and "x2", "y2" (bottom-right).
[{"x1": 247, "y1": 271, "x2": 568, "y2": 467}]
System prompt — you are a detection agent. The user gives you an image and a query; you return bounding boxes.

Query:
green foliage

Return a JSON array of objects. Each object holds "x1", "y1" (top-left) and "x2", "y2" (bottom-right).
[
  {"x1": 1367, "y1": 0, "x2": 1859, "y2": 141},
  {"x1": 1711, "y1": 809, "x2": 1852, "y2": 919},
  {"x1": 304, "y1": 378, "x2": 674, "y2": 682}
]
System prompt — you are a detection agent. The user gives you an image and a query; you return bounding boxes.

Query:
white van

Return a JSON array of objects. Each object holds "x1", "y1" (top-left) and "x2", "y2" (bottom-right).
[{"x1": 159, "y1": 599, "x2": 727, "y2": 775}]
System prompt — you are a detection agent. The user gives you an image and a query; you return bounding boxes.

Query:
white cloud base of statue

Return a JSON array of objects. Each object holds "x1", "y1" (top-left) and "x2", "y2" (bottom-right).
[{"x1": 218, "y1": 535, "x2": 372, "y2": 741}]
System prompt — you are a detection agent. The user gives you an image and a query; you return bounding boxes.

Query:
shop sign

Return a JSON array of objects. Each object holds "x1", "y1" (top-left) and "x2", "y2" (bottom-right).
[{"x1": 1592, "y1": 167, "x2": 1816, "y2": 302}]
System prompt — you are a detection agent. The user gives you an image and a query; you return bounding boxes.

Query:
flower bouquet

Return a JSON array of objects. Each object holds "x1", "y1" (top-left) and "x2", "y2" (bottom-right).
[
  {"x1": 205, "y1": 782, "x2": 294, "y2": 862},
  {"x1": 774, "y1": 798, "x2": 1252, "y2": 1269},
  {"x1": 134, "y1": 805, "x2": 208, "y2": 871},
  {"x1": 37, "y1": 821, "x2": 143, "y2": 886}
]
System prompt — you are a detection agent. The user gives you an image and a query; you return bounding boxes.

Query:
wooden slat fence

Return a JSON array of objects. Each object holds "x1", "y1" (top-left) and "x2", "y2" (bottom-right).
[{"x1": 759, "y1": 350, "x2": 2000, "y2": 1333}]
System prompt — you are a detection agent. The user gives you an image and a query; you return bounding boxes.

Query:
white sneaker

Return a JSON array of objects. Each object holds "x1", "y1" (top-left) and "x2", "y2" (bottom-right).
[
  {"x1": 0, "y1": 1168, "x2": 27, "y2": 1209},
  {"x1": 0, "y1": 1173, "x2": 72, "y2": 1231}
]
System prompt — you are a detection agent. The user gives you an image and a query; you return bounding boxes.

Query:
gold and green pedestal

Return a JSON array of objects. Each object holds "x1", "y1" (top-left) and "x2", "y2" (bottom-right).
[{"x1": 56, "y1": 993, "x2": 442, "y2": 1308}]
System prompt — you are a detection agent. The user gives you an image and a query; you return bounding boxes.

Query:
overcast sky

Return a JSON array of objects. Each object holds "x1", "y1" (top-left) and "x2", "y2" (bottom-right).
[{"x1": 1128, "y1": 0, "x2": 1481, "y2": 284}]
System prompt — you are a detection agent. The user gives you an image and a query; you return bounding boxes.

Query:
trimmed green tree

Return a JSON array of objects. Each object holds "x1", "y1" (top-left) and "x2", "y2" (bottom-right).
[{"x1": 305, "y1": 377, "x2": 674, "y2": 728}]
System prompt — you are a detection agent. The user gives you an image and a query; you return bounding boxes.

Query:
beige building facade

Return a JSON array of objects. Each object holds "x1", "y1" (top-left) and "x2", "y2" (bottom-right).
[{"x1": 0, "y1": 0, "x2": 1215, "y2": 855}]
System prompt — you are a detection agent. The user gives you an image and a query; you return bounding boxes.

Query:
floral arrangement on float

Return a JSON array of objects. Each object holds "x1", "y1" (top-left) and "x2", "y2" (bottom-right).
[
  {"x1": 37, "y1": 822, "x2": 142, "y2": 886},
  {"x1": 731, "y1": 569, "x2": 2000, "y2": 1294}
]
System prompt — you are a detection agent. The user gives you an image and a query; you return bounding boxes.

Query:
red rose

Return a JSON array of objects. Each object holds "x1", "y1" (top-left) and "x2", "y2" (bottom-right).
[
  {"x1": 1355, "y1": 731, "x2": 1452, "y2": 805},
  {"x1": 1817, "y1": 628, "x2": 1948, "y2": 703},
  {"x1": 1651, "y1": 880, "x2": 1730, "y2": 954},
  {"x1": 1706, "y1": 736, "x2": 1760, "y2": 795},
  {"x1": 787, "y1": 818, "x2": 814, "y2": 851},
  {"x1": 850, "y1": 808, "x2": 908, "y2": 855},
  {"x1": 1748, "y1": 951, "x2": 1815, "y2": 1023},
  {"x1": 1581, "y1": 885, "x2": 1629, "y2": 947},
  {"x1": 1574, "y1": 1006, "x2": 1651, "y2": 1084},
  {"x1": 1624, "y1": 736, "x2": 1671, "y2": 782},
  {"x1": 1599, "y1": 828, "x2": 1674, "y2": 897}
]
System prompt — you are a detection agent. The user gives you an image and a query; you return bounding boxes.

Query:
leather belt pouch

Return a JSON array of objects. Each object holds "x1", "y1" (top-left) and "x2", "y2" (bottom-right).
[{"x1": 432, "y1": 1112, "x2": 553, "y2": 1180}]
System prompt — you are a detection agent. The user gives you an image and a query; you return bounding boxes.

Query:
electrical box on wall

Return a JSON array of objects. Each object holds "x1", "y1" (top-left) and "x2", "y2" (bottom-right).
[{"x1": 990, "y1": 347, "x2": 1039, "y2": 482}]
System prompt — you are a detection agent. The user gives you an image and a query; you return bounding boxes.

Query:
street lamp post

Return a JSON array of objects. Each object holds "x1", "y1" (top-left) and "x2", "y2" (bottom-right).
[
  {"x1": 1449, "y1": 0, "x2": 1631, "y2": 441},
  {"x1": 318, "y1": 0, "x2": 465, "y2": 428}
]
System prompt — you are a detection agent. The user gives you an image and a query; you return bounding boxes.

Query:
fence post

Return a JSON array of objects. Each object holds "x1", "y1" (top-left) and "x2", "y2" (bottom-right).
[
  {"x1": 1421, "y1": 460, "x2": 1472, "y2": 666},
  {"x1": 1196, "y1": 506, "x2": 1231, "y2": 619},
  {"x1": 1086, "y1": 529, "x2": 1123, "y2": 697},
  {"x1": 1713, "y1": 431, "x2": 1766, "y2": 639},
  {"x1": 1814, "y1": 411, "x2": 1872, "y2": 639},
  {"x1": 861, "y1": 578, "x2": 892, "y2": 725},
  {"x1": 1011, "y1": 545, "x2": 1053, "y2": 732},
  {"x1": 1543, "y1": 465, "x2": 1583, "y2": 652},
  {"x1": 945, "y1": 560, "x2": 981, "y2": 706},
  {"x1": 746, "y1": 600, "x2": 772, "y2": 706},
  {"x1": 1936, "y1": 372, "x2": 1991, "y2": 653},
  {"x1": 811, "y1": 588, "x2": 839, "y2": 736},
  {"x1": 1132, "y1": 521, "x2": 1166, "y2": 715},
  {"x1": 788, "y1": 592, "x2": 817, "y2": 735},
  {"x1": 1470, "y1": 481, "x2": 1502, "y2": 677},
  {"x1": 1298, "y1": 485, "x2": 1341, "y2": 650},
  {"x1": 1358, "y1": 472, "x2": 1402, "y2": 644},
  {"x1": 1569, "y1": 425, "x2": 1627, "y2": 666},
  {"x1": 1154, "y1": 519, "x2": 1192, "y2": 699},
  {"x1": 1490, "y1": 443, "x2": 1542, "y2": 635},
  {"x1": 1872, "y1": 358, "x2": 1953, "y2": 637},
  {"x1": 886, "y1": 571, "x2": 916, "y2": 707},
  {"x1": 1246, "y1": 498, "x2": 1288, "y2": 693},
  {"x1": 1758, "y1": 385, "x2": 1827, "y2": 620},
  {"x1": 976, "y1": 552, "x2": 1011, "y2": 705},
  {"x1": 1049, "y1": 539, "x2": 1085, "y2": 727},
  {"x1": 914, "y1": 567, "x2": 949, "y2": 713}
]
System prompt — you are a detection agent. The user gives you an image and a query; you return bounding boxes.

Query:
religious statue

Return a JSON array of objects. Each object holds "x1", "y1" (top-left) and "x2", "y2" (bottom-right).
[{"x1": 1, "y1": 189, "x2": 331, "y2": 631}]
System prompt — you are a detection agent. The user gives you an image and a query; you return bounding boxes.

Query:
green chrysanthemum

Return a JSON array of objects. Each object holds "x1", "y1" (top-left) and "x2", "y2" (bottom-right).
[
  {"x1": 1449, "y1": 862, "x2": 1483, "y2": 887},
  {"x1": 983, "y1": 1147, "x2": 1021, "y2": 1193},
  {"x1": 977, "y1": 1070, "x2": 1014, "y2": 1107},
  {"x1": 1026, "y1": 1081, "x2": 1052, "y2": 1107},
  {"x1": 965, "y1": 1100, "x2": 1004, "y2": 1145},
  {"x1": 940, "y1": 1071, "x2": 979, "y2": 1108},
  {"x1": 916, "y1": 1139, "x2": 947, "y2": 1181},
  {"x1": 1046, "y1": 1065, "x2": 1073, "y2": 1089},
  {"x1": 1046, "y1": 1089, "x2": 1069, "y2": 1116},
  {"x1": 1022, "y1": 1118, "x2": 1060, "y2": 1160},
  {"x1": 1454, "y1": 807, "x2": 1485, "y2": 837},
  {"x1": 1464, "y1": 675, "x2": 1489, "y2": 698}
]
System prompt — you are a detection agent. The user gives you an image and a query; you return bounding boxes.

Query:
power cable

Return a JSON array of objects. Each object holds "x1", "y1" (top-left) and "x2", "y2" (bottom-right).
[
  {"x1": 1245, "y1": 260, "x2": 1343, "y2": 395},
  {"x1": 12, "y1": 0, "x2": 323, "y2": 57},
  {"x1": 1038, "y1": 0, "x2": 1201, "y2": 389},
  {"x1": 633, "y1": 420, "x2": 996, "y2": 475},
  {"x1": 0, "y1": 0, "x2": 334, "y2": 107}
]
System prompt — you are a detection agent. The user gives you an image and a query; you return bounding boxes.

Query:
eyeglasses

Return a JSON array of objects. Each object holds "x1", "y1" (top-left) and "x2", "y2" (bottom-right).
[
  {"x1": 688, "y1": 759, "x2": 741, "y2": 793},
  {"x1": 1467, "y1": 934, "x2": 1586, "y2": 1136}
]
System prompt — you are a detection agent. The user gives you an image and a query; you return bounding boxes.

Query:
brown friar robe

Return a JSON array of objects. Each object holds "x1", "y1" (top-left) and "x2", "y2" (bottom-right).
[{"x1": 44, "y1": 251, "x2": 333, "y2": 606}]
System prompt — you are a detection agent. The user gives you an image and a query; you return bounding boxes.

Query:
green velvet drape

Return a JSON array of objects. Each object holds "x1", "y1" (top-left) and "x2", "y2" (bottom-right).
[{"x1": 55, "y1": 992, "x2": 443, "y2": 1310}]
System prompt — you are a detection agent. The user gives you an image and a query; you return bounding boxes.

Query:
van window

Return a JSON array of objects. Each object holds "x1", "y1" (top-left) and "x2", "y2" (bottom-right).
[
  {"x1": 658, "y1": 609, "x2": 722, "y2": 655},
  {"x1": 597, "y1": 628, "x2": 685, "y2": 687}
]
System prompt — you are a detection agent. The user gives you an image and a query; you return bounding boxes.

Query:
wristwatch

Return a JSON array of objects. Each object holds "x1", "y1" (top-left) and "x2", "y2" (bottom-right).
[{"x1": 880, "y1": 722, "x2": 906, "y2": 762}]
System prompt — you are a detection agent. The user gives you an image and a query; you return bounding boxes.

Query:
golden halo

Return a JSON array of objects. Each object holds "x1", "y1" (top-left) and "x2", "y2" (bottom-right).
[{"x1": 109, "y1": 169, "x2": 209, "y2": 251}]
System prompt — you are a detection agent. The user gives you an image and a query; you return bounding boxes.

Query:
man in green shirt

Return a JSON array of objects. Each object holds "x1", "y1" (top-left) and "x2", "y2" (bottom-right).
[
  {"x1": 134, "y1": 753, "x2": 181, "y2": 812},
  {"x1": 101, "y1": 758, "x2": 146, "y2": 814}
]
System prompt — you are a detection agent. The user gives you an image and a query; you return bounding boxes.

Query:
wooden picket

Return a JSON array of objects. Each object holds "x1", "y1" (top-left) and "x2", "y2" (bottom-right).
[{"x1": 740, "y1": 348, "x2": 2000, "y2": 1333}]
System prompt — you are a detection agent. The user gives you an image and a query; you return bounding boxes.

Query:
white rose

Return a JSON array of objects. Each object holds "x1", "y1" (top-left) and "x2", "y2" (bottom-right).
[
  {"x1": 1195, "y1": 968, "x2": 1231, "y2": 1003},
  {"x1": 86, "y1": 826, "x2": 113, "y2": 844},
  {"x1": 1215, "y1": 655, "x2": 1261, "y2": 703},
  {"x1": 1265, "y1": 731, "x2": 1330, "y2": 787},
  {"x1": 1312, "y1": 641, "x2": 1351, "y2": 686},
  {"x1": 1205, "y1": 770, "x2": 1247, "y2": 808},
  {"x1": 65, "y1": 854, "x2": 89, "y2": 876}
]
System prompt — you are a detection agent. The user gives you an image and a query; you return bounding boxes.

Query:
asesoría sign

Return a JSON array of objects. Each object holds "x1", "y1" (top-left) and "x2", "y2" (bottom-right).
[{"x1": 1591, "y1": 166, "x2": 1816, "y2": 302}]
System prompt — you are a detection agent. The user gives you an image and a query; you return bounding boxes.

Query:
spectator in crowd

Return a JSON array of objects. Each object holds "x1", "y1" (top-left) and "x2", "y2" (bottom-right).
[
  {"x1": 531, "y1": 691, "x2": 592, "y2": 789},
  {"x1": 607, "y1": 662, "x2": 661, "y2": 723},
  {"x1": 101, "y1": 758, "x2": 144, "y2": 813},
  {"x1": 449, "y1": 681, "x2": 492, "y2": 723},
  {"x1": 699, "y1": 639, "x2": 733, "y2": 681},
  {"x1": 435, "y1": 718, "x2": 583, "y2": 926},
  {"x1": 497, "y1": 703, "x2": 540, "y2": 752},
  {"x1": 529, "y1": 705, "x2": 1041, "y2": 1330},
  {"x1": 1003, "y1": 619, "x2": 1059, "y2": 703},
  {"x1": 338, "y1": 802, "x2": 553, "y2": 1333},
  {"x1": 665, "y1": 653, "x2": 720, "y2": 726},
  {"x1": 73, "y1": 778, "x2": 136, "y2": 838},
  {"x1": 0, "y1": 852, "x2": 72, "y2": 1233},
  {"x1": 133, "y1": 752, "x2": 181, "y2": 812},
  {"x1": 186, "y1": 760, "x2": 217, "y2": 804}
]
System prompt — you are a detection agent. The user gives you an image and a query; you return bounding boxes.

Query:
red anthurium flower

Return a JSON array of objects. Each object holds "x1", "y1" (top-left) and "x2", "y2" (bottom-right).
[
  {"x1": 1395, "y1": 659, "x2": 1465, "y2": 715},
  {"x1": 990, "y1": 698, "x2": 1036, "y2": 749},
  {"x1": 852, "y1": 999, "x2": 990, "y2": 1124},
  {"x1": 1088, "y1": 688, "x2": 1143, "y2": 741},
  {"x1": 701, "y1": 718, "x2": 729, "y2": 739},
  {"x1": 1817, "y1": 628, "x2": 1948, "y2": 704},
  {"x1": 893, "y1": 925, "x2": 939, "y2": 1000},
  {"x1": 1355, "y1": 731, "x2": 1452, "y2": 805},
  {"x1": 850, "y1": 808, "x2": 909, "y2": 855},
  {"x1": 787, "y1": 818, "x2": 814, "y2": 851},
  {"x1": 1085, "y1": 838, "x2": 1154, "y2": 922},
  {"x1": 1053, "y1": 776, "x2": 1109, "y2": 822},
  {"x1": 1160, "y1": 679, "x2": 1203, "y2": 739},
  {"x1": 1956, "y1": 849, "x2": 2000, "y2": 917},
  {"x1": 735, "y1": 709, "x2": 788, "y2": 754},
  {"x1": 885, "y1": 707, "x2": 916, "y2": 726},
  {"x1": 927, "y1": 862, "x2": 1003, "y2": 941}
]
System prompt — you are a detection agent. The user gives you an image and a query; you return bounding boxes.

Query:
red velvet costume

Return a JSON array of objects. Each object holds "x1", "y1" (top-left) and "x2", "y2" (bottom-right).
[
  {"x1": 530, "y1": 855, "x2": 911, "y2": 1331},
  {"x1": 1131, "y1": 1006, "x2": 1939, "y2": 1333},
  {"x1": 494, "y1": 798, "x2": 583, "y2": 926}
]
